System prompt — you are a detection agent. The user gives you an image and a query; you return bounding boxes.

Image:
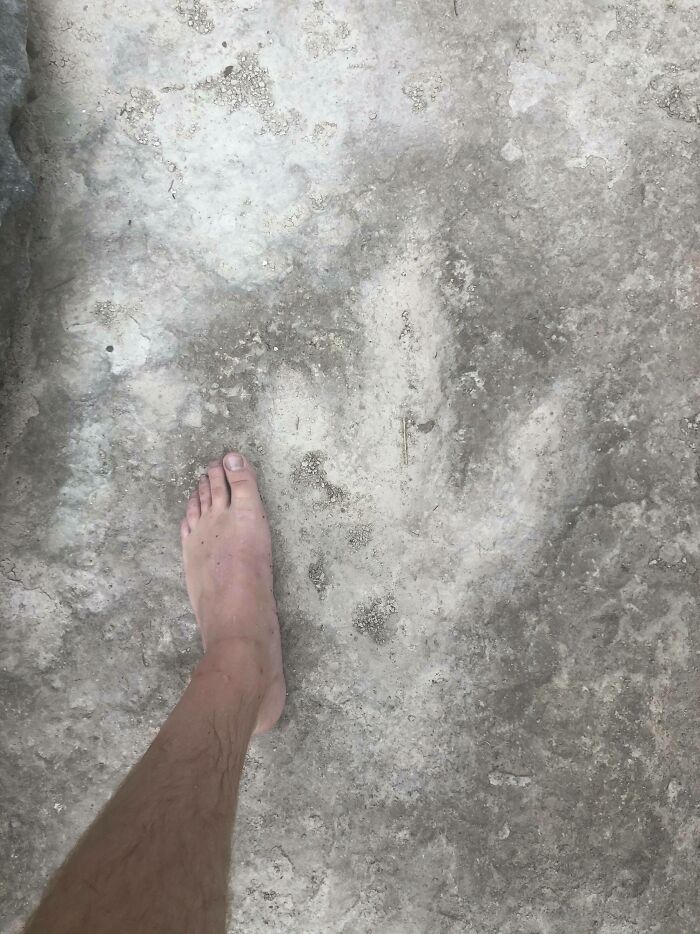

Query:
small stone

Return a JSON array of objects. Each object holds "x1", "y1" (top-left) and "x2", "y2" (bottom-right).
[
  {"x1": 659, "y1": 542, "x2": 683, "y2": 565},
  {"x1": 501, "y1": 139, "x2": 523, "y2": 162}
]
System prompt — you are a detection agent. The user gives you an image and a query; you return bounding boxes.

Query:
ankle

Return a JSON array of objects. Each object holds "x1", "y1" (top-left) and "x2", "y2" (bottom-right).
[{"x1": 197, "y1": 637, "x2": 269, "y2": 688}]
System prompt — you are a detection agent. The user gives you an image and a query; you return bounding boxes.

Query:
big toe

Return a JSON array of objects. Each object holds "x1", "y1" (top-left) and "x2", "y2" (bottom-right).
[{"x1": 223, "y1": 452, "x2": 263, "y2": 509}]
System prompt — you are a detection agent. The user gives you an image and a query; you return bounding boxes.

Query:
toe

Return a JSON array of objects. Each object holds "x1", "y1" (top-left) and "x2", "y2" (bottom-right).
[
  {"x1": 186, "y1": 490, "x2": 201, "y2": 529},
  {"x1": 223, "y1": 452, "x2": 263, "y2": 509},
  {"x1": 208, "y1": 459, "x2": 230, "y2": 508},
  {"x1": 198, "y1": 473, "x2": 212, "y2": 512}
]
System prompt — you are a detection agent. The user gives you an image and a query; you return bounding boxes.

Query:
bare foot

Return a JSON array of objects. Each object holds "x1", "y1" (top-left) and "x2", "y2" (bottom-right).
[{"x1": 180, "y1": 453, "x2": 285, "y2": 734}]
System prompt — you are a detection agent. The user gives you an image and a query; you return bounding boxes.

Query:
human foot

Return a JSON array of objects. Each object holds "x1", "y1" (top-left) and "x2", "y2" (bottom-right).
[{"x1": 180, "y1": 453, "x2": 285, "y2": 734}]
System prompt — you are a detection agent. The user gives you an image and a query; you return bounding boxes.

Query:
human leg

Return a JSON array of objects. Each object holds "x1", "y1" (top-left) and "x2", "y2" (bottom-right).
[{"x1": 23, "y1": 453, "x2": 284, "y2": 934}]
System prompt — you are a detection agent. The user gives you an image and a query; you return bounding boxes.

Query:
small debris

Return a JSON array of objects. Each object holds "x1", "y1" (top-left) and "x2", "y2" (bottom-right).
[
  {"x1": 93, "y1": 300, "x2": 120, "y2": 325},
  {"x1": 308, "y1": 558, "x2": 329, "y2": 598},
  {"x1": 197, "y1": 52, "x2": 273, "y2": 114},
  {"x1": 353, "y1": 596, "x2": 397, "y2": 645},
  {"x1": 667, "y1": 778, "x2": 682, "y2": 804},
  {"x1": 175, "y1": 0, "x2": 214, "y2": 34},
  {"x1": 349, "y1": 525, "x2": 372, "y2": 549},
  {"x1": 488, "y1": 770, "x2": 532, "y2": 788},
  {"x1": 119, "y1": 87, "x2": 160, "y2": 147},
  {"x1": 402, "y1": 72, "x2": 444, "y2": 112},
  {"x1": 292, "y1": 452, "x2": 346, "y2": 505},
  {"x1": 312, "y1": 121, "x2": 338, "y2": 145},
  {"x1": 648, "y1": 543, "x2": 696, "y2": 574}
]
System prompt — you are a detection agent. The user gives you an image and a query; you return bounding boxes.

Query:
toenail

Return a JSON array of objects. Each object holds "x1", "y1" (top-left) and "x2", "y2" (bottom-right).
[{"x1": 225, "y1": 453, "x2": 244, "y2": 470}]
